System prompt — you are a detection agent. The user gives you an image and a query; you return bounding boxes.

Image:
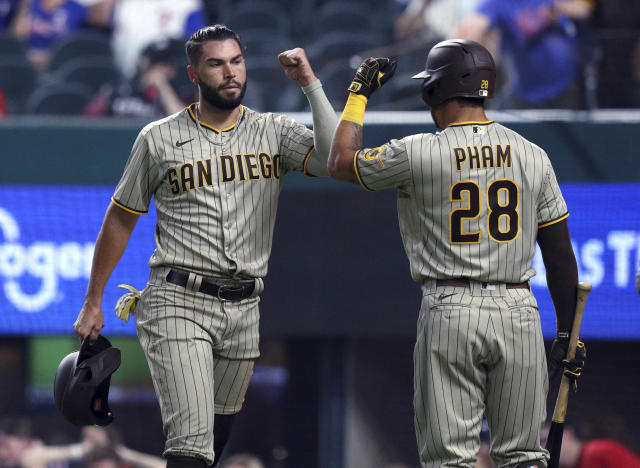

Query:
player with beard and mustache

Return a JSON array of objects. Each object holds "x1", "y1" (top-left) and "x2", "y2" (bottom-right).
[{"x1": 74, "y1": 24, "x2": 338, "y2": 468}]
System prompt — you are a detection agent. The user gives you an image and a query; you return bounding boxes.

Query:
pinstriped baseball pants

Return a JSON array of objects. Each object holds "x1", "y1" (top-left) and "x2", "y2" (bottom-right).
[
  {"x1": 414, "y1": 280, "x2": 549, "y2": 468},
  {"x1": 135, "y1": 268, "x2": 260, "y2": 464}
]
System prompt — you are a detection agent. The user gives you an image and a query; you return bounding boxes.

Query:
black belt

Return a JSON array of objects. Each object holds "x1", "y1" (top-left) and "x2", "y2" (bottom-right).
[
  {"x1": 436, "y1": 278, "x2": 530, "y2": 289},
  {"x1": 166, "y1": 269, "x2": 255, "y2": 301}
]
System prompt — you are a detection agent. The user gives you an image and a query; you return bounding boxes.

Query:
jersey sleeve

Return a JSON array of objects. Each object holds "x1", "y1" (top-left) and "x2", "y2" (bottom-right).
[
  {"x1": 112, "y1": 128, "x2": 161, "y2": 214},
  {"x1": 536, "y1": 155, "x2": 568, "y2": 228},
  {"x1": 355, "y1": 137, "x2": 412, "y2": 191},
  {"x1": 275, "y1": 114, "x2": 316, "y2": 176}
]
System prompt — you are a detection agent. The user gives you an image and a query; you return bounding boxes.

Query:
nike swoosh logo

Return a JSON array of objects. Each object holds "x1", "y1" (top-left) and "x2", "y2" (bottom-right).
[
  {"x1": 437, "y1": 293, "x2": 456, "y2": 301},
  {"x1": 175, "y1": 138, "x2": 194, "y2": 147}
]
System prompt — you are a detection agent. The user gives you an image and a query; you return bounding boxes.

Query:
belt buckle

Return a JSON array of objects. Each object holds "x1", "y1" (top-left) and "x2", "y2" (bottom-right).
[{"x1": 217, "y1": 284, "x2": 244, "y2": 302}]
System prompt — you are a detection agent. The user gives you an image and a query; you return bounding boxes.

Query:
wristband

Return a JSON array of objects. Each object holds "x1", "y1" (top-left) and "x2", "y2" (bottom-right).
[{"x1": 340, "y1": 93, "x2": 368, "y2": 126}]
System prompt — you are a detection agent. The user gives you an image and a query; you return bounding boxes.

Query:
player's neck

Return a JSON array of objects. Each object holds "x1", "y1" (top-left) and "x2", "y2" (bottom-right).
[
  {"x1": 439, "y1": 102, "x2": 489, "y2": 128},
  {"x1": 195, "y1": 101, "x2": 241, "y2": 131}
]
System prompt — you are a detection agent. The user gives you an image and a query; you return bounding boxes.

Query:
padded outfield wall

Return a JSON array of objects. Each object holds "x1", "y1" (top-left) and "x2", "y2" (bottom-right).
[{"x1": 0, "y1": 110, "x2": 639, "y2": 339}]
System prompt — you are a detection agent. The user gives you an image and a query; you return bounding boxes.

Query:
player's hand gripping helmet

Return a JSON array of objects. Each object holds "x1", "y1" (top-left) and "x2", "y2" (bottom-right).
[
  {"x1": 54, "y1": 335, "x2": 121, "y2": 426},
  {"x1": 412, "y1": 39, "x2": 496, "y2": 108}
]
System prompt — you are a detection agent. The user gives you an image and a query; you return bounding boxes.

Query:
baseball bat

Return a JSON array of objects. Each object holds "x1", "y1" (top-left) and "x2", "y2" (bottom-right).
[{"x1": 546, "y1": 282, "x2": 592, "y2": 468}]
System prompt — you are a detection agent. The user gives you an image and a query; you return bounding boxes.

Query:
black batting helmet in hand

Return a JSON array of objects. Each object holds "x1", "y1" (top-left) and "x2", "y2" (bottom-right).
[
  {"x1": 54, "y1": 335, "x2": 121, "y2": 426},
  {"x1": 412, "y1": 39, "x2": 496, "y2": 108}
]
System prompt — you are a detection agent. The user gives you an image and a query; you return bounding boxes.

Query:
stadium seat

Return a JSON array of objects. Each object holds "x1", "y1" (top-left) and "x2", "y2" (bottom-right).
[
  {"x1": 306, "y1": 32, "x2": 381, "y2": 70},
  {"x1": 0, "y1": 33, "x2": 27, "y2": 57},
  {"x1": 25, "y1": 83, "x2": 93, "y2": 115},
  {"x1": 48, "y1": 31, "x2": 112, "y2": 71},
  {"x1": 0, "y1": 56, "x2": 38, "y2": 113},
  {"x1": 316, "y1": 59, "x2": 356, "y2": 108},
  {"x1": 312, "y1": 4, "x2": 376, "y2": 37},
  {"x1": 53, "y1": 57, "x2": 121, "y2": 93},
  {"x1": 224, "y1": 2, "x2": 291, "y2": 39},
  {"x1": 240, "y1": 31, "x2": 290, "y2": 60}
]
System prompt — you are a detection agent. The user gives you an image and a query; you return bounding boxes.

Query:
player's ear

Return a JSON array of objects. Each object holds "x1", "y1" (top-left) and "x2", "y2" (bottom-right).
[{"x1": 187, "y1": 65, "x2": 198, "y2": 85}]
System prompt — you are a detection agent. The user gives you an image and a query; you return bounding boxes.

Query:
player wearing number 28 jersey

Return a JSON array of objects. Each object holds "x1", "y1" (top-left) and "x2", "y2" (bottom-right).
[{"x1": 329, "y1": 40, "x2": 582, "y2": 467}]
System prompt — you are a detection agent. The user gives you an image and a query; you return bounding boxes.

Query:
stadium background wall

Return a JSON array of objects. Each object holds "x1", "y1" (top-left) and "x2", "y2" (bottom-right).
[{"x1": 1, "y1": 114, "x2": 640, "y2": 468}]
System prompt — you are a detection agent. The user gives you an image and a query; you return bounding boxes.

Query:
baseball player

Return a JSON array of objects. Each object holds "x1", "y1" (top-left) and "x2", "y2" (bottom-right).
[
  {"x1": 73, "y1": 24, "x2": 337, "y2": 468},
  {"x1": 328, "y1": 40, "x2": 586, "y2": 467}
]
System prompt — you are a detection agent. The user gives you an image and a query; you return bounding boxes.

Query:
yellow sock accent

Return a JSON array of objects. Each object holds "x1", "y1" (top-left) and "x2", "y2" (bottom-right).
[{"x1": 341, "y1": 93, "x2": 368, "y2": 126}]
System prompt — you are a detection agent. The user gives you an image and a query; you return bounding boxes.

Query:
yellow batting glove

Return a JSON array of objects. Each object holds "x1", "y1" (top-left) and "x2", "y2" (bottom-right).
[{"x1": 115, "y1": 284, "x2": 141, "y2": 323}]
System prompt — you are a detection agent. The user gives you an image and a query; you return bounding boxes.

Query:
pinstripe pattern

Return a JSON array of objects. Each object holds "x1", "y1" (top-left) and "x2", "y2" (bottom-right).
[
  {"x1": 113, "y1": 103, "x2": 319, "y2": 464},
  {"x1": 355, "y1": 122, "x2": 568, "y2": 283},
  {"x1": 353, "y1": 121, "x2": 564, "y2": 467}
]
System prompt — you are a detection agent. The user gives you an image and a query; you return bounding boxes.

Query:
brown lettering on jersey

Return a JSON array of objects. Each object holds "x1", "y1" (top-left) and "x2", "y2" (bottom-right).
[
  {"x1": 497, "y1": 144, "x2": 511, "y2": 168},
  {"x1": 181, "y1": 163, "x2": 195, "y2": 192},
  {"x1": 220, "y1": 155, "x2": 235, "y2": 182},
  {"x1": 481, "y1": 146, "x2": 494, "y2": 168},
  {"x1": 245, "y1": 154, "x2": 260, "y2": 180},
  {"x1": 235, "y1": 154, "x2": 246, "y2": 181},
  {"x1": 454, "y1": 145, "x2": 512, "y2": 171},
  {"x1": 259, "y1": 153, "x2": 272, "y2": 178},
  {"x1": 167, "y1": 168, "x2": 180, "y2": 194},
  {"x1": 197, "y1": 159, "x2": 213, "y2": 188},
  {"x1": 468, "y1": 146, "x2": 481, "y2": 169},
  {"x1": 272, "y1": 154, "x2": 281, "y2": 179},
  {"x1": 454, "y1": 148, "x2": 466, "y2": 171}
]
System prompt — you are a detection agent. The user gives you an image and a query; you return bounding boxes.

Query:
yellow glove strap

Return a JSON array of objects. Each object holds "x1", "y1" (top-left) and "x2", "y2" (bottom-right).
[{"x1": 340, "y1": 93, "x2": 368, "y2": 126}]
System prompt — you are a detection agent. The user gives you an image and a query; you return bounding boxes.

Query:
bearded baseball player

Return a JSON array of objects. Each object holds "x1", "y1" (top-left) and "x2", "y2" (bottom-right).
[
  {"x1": 328, "y1": 39, "x2": 587, "y2": 467},
  {"x1": 73, "y1": 24, "x2": 337, "y2": 468}
]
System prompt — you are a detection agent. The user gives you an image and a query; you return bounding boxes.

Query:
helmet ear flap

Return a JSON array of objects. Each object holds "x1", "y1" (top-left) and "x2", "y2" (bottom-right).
[{"x1": 421, "y1": 80, "x2": 437, "y2": 108}]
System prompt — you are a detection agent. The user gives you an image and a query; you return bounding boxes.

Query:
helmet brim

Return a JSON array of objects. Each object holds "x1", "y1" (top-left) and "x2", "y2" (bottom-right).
[{"x1": 411, "y1": 70, "x2": 429, "y2": 79}]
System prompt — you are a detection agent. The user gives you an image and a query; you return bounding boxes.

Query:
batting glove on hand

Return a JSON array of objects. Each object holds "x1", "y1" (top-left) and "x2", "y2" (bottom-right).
[
  {"x1": 549, "y1": 336, "x2": 586, "y2": 392},
  {"x1": 115, "y1": 284, "x2": 141, "y2": 323},
  {"x1": 348, "y1": 57, "x2": 397, "y2": 98}
]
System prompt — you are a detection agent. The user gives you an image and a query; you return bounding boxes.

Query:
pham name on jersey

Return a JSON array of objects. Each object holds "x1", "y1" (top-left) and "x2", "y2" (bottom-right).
[{"x1": 453, "y1": 144, "x2": 511, "y2": 171}]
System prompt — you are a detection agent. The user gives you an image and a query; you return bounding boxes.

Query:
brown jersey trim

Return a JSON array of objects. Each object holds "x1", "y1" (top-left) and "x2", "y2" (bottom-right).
[
  {"x1": 353, "y1": 150, "x2": 374, "y2": 192},
  {"x1": 448, "y1": 120, "x2": 495, "y2": 127},
  {"x1": 111, "y1": 197, "x2": 147, "y2": 215},
  {"x1": 187, "y1": 103, "x2": 245, "y2": 133},
  {"x1": 302, "y1": 146, "x2": 317, "y2": 177},
  {"x1": 538, "y1": 212, "x2": 569, "y2": 229}
]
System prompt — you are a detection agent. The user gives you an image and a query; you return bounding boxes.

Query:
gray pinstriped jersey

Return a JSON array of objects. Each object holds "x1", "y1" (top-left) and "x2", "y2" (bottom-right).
[
  {"x1": 355, "y1": 121, "x2": 568, "y2": 283},
  {"x1": 112, "y1": 103, "x2": 316, "y2": 279}
]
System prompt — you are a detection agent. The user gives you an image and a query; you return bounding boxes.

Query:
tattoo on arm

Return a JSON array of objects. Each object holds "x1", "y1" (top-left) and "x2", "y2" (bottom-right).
[{"x1": 349, "y1": 122, "x2": 363, "y2": 152}]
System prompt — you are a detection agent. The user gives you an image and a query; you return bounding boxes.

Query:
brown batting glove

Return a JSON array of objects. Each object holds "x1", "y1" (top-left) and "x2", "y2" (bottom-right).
[
  {"x1": 549, "y1": 336, "x2": 586, "y2": 392},
  {"x1": 348, "y1": 57, "x2": 397, "y2": 99}
]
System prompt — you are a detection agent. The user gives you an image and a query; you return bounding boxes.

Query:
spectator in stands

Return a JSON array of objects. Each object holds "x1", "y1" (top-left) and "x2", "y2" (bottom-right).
[
  {"x1": 91, "y1": 0, "x2": 206, "y2": 79},
  {"x1": 0, "y1": 418, "x2": 165, "y2": 468},
  {"x1": 542, "y1": 424, "x2": 640, "y2": 468},
  {"x1": 394, "y1": 0, "x2": 481, "y2": 42},
  {"x1": 85, "y1": 38, "x2": 192, "y2": 118},
  {"x1": 455, "y1": 0, "x2": 595, "y2": 109},
  {"x1": 0, "y1": 0, "x2": 27, "y2": 31},
  {"x1": 12, "y1": 0, "x2": 91, "y2": 70}
]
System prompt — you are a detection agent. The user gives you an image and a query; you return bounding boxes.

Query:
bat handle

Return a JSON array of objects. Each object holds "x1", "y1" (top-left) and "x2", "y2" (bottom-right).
[{"x1": 551, "y1": 282, "x2": 591, "y2": 423}]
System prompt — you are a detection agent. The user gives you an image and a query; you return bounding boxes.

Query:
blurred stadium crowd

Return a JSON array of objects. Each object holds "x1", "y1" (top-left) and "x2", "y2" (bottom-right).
[{"x1": 0, "y1": 0, "x2": 638, "y2": 118}]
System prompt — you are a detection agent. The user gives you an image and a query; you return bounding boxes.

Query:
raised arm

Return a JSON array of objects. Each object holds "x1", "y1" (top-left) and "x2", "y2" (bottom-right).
[
  {"x1": 328, "y1": 57, "x2": 397, "y2": 182},
  {"x1": 278, "y1": 47, "x2": 337, "y2": 176},
  {"x1": 73, "y1": 202, "x2": 139, "y2": 341}
]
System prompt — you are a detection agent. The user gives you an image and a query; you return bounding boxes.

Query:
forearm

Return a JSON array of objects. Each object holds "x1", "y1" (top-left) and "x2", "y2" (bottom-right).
[
  {"x1": 301, "y1": 79, "x2": 338, "y2": 177},
  {"x1": 154, "y1": 79, "x2": 185, "y2": 115},
  {"x1": 85, "y1": 203, "x2": 138, "y2": 306},
  {"x1": 328, "y1": 94, "x2": 366, "y2": 182},
  {"x1": 21, "y1": 444, "x2": 84, "y2": 468},
  {"x1": 538, "y1": 221, "x2": 579, "y2": 332}
]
